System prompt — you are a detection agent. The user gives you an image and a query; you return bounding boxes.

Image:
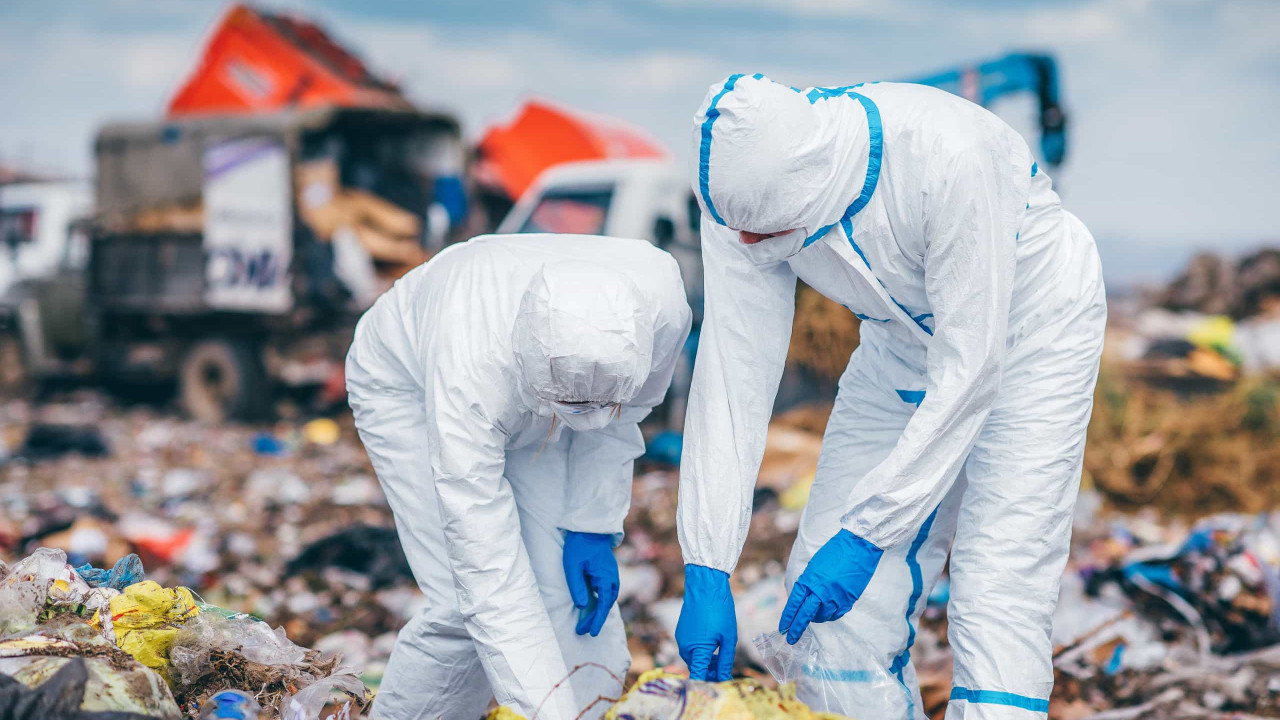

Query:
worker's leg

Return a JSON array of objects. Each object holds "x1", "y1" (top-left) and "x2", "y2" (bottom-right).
[
  {"x1": 347, "y1": 350, "x2": 491, "y2": 720},
  {"x1": 786, "y1": 351, "x2": 961, "y2": 719},
  {"x1": 506, "y1": 439, "x2": 631, "y2": 720},
  {"x1": 945, "y1": 302, "x2": 1105, "y2": 720}
]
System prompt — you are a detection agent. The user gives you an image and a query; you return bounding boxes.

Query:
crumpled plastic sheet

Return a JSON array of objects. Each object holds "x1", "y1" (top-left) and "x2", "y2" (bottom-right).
[
  {"x1": 3, "y1": 548, "x2": 91, "y2": 605},
  {"x1": 280, "y1": 671, "x2": 365, "y2": 719},
  {"x1": 169, "y1": 612, "x2": 308, "y2": 687},
  {"x1": 0, "y1": 548, "x2": 103, "y2": 641},
  {"x1": 754, "y1": 630, "x2": 911, "y2": 719},
  {"x1": 75, "y1": 555, "x2": 145, "y2": 592}
]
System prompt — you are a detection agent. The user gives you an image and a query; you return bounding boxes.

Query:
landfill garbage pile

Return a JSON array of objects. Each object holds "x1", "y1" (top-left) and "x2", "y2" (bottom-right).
[
  {"x1": 1155, "y1": 249, "x2": 1280, "y2": 320},
  {"x1": 482, "y1": 669, "x2": 850, "y2": 720},
  {"x1": 0, "y1": 546, "x2": 369, "y2": 719},
  {"x1": 0, "y1": 393, "x2": 417, "y2": 694},
  {"x1": 5, "y1": 378, "x2": 1280, "y2": 719},
  {"x1": 1084, "y1": 369, "x2": 1280, "y2": 517}
]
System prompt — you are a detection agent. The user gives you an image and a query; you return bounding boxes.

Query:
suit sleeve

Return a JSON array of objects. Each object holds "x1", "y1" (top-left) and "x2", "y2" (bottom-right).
[
  {"x1": 678, "y1": 219, "x2": 797, "y2": 573},
  {"x1": 841, "y1": 144, "x2": 1028, "y2": 549}
]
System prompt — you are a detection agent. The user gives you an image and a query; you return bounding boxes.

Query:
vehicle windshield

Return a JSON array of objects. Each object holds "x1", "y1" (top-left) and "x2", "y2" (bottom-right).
[{"x1": 518, "y1": 186, "x2": 613, "y2": 235}]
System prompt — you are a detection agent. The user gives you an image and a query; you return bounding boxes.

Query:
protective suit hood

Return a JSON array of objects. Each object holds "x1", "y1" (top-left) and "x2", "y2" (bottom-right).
[
  {"x1": 512, "y1": 261, "x2": 654, "y2": 414},
  {"x1": 692, "y1": 74, "x2": 871, "y2": 242}
]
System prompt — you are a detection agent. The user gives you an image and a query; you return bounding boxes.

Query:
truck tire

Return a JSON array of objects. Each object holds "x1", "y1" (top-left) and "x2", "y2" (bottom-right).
[{"x1": 179, "y1": 339, "x2": 268, "y2": 422}]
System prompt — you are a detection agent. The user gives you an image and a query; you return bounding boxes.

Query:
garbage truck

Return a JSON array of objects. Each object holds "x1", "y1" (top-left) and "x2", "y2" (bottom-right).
[{"x1": 3, "y1": 105, "x2": 463, "y2": 421}]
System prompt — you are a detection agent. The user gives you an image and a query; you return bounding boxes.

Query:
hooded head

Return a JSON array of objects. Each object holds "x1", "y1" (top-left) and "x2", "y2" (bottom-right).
[
  {"x1": 512, "y1": 261, "x2": 653, "y2": 430},
  {"x1": 691, "y1": 74, "x2": 870, "y2": 261}
]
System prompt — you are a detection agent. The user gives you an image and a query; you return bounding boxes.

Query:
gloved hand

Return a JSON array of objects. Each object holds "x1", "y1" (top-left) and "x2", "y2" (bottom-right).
[
  {"x1": 675, "y1": 564, "x2": 737, "y2": 681},
  {"x1": 779, "y1": 529, "x2": 884, "y2": 644},
  {"x1": 562, "y1": 531, "x2": 619, "y2": 636}
]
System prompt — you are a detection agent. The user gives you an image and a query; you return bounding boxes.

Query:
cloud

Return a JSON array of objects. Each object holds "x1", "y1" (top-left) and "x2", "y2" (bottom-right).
[{"x1": 0, "y1": 0, "x2": 1274, "y2": 273}]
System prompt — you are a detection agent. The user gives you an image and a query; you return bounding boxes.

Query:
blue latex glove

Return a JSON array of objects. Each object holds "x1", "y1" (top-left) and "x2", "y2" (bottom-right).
[
  {"x1": 675, "y1": 564, "x2": 737, "y2": 681},
  {"x1": 562, "y1": 531, "x2": 619, "y2": 637},
  {"x1": 779, "y1": 529, "x2": 884, "y2": 644}
]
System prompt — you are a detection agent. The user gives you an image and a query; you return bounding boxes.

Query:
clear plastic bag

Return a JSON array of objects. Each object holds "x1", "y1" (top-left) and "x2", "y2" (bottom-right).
[
  {"x1": 280, "y1": 671, "x2": 365, "y2": 719},
  {"x1": 169, "y1": 612, "x2": 307, "y2": 687},
  {"x1": 753, "y1": 631, "x2": 913, "y2": 719}
]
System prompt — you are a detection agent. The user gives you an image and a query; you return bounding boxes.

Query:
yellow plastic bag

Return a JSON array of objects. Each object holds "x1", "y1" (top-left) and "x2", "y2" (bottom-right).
[
  {"x1": 484, "y1": 708, "x2": 527, "y2": 720},
  {"x1": 100, "y1": 581, "x2": 200, "y2": 683},
  {"x1": 604, "y1": 670, "x2": 850, "y2": 720}
]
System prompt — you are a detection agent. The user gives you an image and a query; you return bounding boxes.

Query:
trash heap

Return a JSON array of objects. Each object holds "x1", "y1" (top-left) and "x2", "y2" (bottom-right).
[
  {"x1": 484, "y1": 670, "x2": 850, "y2": 720},
  {"x1": 0, "y1": 547, "x2": 368, "y2": 719},
  {"x1": 4, "y1": 382, "x2": 1280, "y2": 719}
]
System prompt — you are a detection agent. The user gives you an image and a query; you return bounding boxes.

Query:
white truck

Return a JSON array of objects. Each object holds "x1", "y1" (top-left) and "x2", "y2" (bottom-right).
[
  {"x1": 498, "y1": 158, "x2": 703, "y2": 428},
  {"x1": 498, "y1": 158, "x2": 703, "y2": 318}
]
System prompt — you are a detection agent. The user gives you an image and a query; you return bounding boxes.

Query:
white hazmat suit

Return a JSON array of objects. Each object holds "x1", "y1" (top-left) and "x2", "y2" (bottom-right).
[
  {"x1": 347, "y1": 234, "x2": 691, "y2": 720},
  {"x1": 677, "y1": 75, "x2": 1106, "y2": 718}
]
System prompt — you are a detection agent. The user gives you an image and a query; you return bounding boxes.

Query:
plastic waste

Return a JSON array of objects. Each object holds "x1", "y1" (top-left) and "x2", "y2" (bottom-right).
[
  {"x1": 779, "y1": 472, "x2": 815, "y2": 511},
  {"x1": 76, "y1": 555, "x2": 146, "y2": 591},
  {"x1": 302, "y1": 418, "x2": 341, "y2": 446},
  {"x1": 197, "y1": 689, "x2": 261, "y2": 720},
  {"x1": 0, "y1": 638, "x2": 180, "y2": 719},
  {"x1": 285, "y1": 525, "x2": 412, "y2": 589},
  {"x1": 169, "y1": 612, "x2": 306, "y2": 688},
  {"x1": 754, "y1": 630, "x2": 912, "y2": 719},
  {"x1": 598, "y1": 668, "x2": 847, "y2": 719},
  {"x1": 104, "y1": 581, "x2": 200, "y2": 681},
  {"x1": 251, "y1": 433, "x2": 288, "y2": 457},
  {"x1": 17, "y1": 423, "x2": 109, "y2": 461},
  {"x1": 279, "y1": 671, "x2": 364, "y2": 719},
  {"x1": 3, "y1": 548, "x2": 91, "y2": 606},
  {"x1": 736, "y1": 576, "x2": 787, "y2": 667}
]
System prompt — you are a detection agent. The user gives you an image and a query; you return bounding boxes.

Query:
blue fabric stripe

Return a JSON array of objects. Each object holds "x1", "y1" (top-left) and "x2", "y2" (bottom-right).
[
  {"x1": 802, "y1": 665, "x2": 878, "y2": 683},
  {"x1": 706, "y1": 77, "x2": 932, "y2": 340},
  {"x1": 698, "y1": 74, "x2": 745, "y2": 226},
  {"x1": 855, "y1": 313, "x2": 891, "y2": 323},
  {"x1": 895, "y1": 389, "x2": 926, "y2": 407},
  {"x1": 801, "y1": 90, "x2": 881, "y2": 249},
  {"x1": 950, "y1": 687, "x2": 1050, "y2": 713},
  {"x1": 889, "y1": 506, "x2": 939, "y2": 689},
  {"x1": 1031, "y1": 161, "x2": 1039, "y2": 177}
]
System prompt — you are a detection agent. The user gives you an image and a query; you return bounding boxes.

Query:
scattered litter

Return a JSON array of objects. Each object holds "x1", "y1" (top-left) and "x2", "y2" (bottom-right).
[{"x1": 16, "y1": 424, "x2": 109, "y2": 462}]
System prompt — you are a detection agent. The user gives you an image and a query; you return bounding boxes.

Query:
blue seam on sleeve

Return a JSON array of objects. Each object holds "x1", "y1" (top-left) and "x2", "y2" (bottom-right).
[
  {"x1": 950, "y1": 687, "x2": 1050, "y2": 713},
  {"x1": 888, "y1": 505, "x2": 939, "y2": 718}
]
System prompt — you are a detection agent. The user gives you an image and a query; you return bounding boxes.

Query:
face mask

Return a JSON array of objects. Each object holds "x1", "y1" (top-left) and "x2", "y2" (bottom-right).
[
  {"x1": 739, "y1": 228, "x2": 809, "y2": 266},
  {"x1": 551, "y1": 401, "x2": 620, "y2": 432}
]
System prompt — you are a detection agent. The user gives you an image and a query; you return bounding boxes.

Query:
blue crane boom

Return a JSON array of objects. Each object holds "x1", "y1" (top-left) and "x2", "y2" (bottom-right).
[{"x1": 906, "y1": 52, "x2": 1067, "y2": 167}]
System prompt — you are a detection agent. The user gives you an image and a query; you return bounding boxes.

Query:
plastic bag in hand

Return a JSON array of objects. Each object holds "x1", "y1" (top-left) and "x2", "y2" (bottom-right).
[{"x1": 753, "y1": 630, "x2": 912, "y2": 719}]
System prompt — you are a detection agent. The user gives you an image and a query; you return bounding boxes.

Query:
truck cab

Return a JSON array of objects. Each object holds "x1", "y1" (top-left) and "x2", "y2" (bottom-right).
[
  {"x1": 497, "y1": 159, "x2": 703, "y2": 321},
  {"x1": 498, "y1": 159, "x2": 703, "y2": 428}
]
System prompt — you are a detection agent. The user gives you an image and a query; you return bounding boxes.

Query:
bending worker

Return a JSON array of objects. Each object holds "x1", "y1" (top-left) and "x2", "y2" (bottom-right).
[
  {"x1": 675, "y1": 74, "x2": 1106, "y2": 719},
  {"x1": 347, "y1": 234, "x2": 691, "y2": 720}
]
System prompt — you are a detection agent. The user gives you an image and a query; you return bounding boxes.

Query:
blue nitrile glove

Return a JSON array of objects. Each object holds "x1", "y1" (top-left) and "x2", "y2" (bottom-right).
[
  {"x1": 675, "y1": 564, "x2": 737, "y2": 681},
  {"x1": 562, "y1": 531, "x2": 619, "y2": 637},
  {"x1": 779, "y1": 529, "x2": 884, "y2": 645}
]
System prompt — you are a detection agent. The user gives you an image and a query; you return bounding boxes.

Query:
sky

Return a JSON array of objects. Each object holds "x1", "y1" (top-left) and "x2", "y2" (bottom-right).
[{"x1": 2, "y1": 0, "x2": 1277, "y2": 286}]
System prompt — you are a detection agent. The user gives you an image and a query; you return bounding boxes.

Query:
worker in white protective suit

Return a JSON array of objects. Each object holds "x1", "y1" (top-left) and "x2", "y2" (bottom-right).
[
  {"x1": 674, "y1": 74, "x2": 1106, "y2": 720},
  {"x1": 347, "y1": 234, "x2": 691, "y2": 720}
]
